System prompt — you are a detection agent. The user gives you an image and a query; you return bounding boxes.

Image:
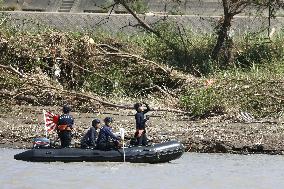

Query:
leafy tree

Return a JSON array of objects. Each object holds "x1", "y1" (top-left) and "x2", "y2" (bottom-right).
[
  {"x1": 211, "y1": 0, "x2": 284, "y2": 65},
  {"x1": 114, "y1": 0, "x2": 284, "y2": 68}
]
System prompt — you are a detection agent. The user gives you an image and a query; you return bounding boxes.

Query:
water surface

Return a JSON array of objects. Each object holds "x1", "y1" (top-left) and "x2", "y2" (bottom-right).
[{"x1": 1, "y1": 149, "x2": 284, "y2": 189}]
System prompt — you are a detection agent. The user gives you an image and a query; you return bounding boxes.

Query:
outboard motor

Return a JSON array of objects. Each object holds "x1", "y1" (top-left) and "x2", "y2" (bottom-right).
[{"x1": 32, "y1": 138, "x2": 50, "y2": 149}]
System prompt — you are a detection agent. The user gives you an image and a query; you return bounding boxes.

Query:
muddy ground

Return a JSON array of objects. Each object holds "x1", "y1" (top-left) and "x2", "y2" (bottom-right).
[{"x1": 1, "y1": 105, "x2": 284, "y2": 155}]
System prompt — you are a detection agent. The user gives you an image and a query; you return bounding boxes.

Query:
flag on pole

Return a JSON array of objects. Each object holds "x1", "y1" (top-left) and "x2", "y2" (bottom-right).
[{"x1": 43, "y1": 110, "x2": 59, "y2": 132}]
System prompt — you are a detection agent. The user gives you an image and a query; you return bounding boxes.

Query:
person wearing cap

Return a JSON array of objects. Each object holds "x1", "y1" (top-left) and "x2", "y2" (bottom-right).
[
  {"x1": 80, "y1": 118, "x2": 101, "y2": 148},
  {"x1": 134, "y1": 102, "x2": 150, "y2": 146},
  {"x1": 57, "y1": 105, "x2": 74, "y2": 148},
  {"x1": 96, "y1": 117, "x2": 120, "y2": 150}
]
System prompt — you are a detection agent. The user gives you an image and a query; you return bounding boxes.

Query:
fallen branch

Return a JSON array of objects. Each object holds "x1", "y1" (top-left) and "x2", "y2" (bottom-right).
[
  {"x1": 0, "y1": 64, "x2": 26, "y2": 78},
  {"x1": 102, "y1": 51, "x2": 170, "y2": 74},
  {"x1": 264, "y1": 93, "x2": 284, "y2": 101},
  {"x1": 97, "y1": 43, "x2": 120, "y2": 52},
  {"x1": 71, "y1": 62, "x2": 114, "y2": 84},
  {"x1": 243, "y1": 120, "x2": 280, "y2": 124},
  {"x1": 28, "y1": 81, "x2": 133, "y2": 109},
  {"x1": 12, "y1": 88, "x2": 34, "y2": 99},
  {"x1": 138, "y1": 85, "x2": 176, "y2": 99},
  {"x1": 27, "y1": 80, "x2": 192, "y2": 115},
  {"x1": 0, "y1": 89, "x2": 13, "y2": 97},
  {"x1": 0, "y1": 64, "x2": 189, "y2": 115},
  {"x1": 152, "y1": 107, "x2": 192, "y2": 114}
]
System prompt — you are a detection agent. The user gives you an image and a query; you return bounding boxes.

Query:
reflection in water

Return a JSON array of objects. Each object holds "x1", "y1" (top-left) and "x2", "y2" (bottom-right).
[{"x1": 1, "y1": 149, "x2": 284, "y2": 189}]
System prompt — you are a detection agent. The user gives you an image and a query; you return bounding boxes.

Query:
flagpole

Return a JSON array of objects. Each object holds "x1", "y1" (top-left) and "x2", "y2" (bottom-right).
[{"x1": 43, "y1": 110, "x2": 48, "y2": 138}]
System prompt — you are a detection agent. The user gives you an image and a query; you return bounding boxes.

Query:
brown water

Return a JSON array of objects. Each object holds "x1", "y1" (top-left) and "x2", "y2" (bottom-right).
[{"x1": 1, "y1": 149, "x2": 284, "y2": 189}]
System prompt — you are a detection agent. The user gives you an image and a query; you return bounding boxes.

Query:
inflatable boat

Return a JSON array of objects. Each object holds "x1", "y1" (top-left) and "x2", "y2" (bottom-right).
[{"x1": 14, "y1": 140, "x2": 184, "y2": 163}]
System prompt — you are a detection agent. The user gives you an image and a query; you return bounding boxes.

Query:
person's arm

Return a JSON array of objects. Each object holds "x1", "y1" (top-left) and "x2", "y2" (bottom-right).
[
  {"x1": 89, "y1": 128, "x2": 95, "y2": 146},
  {"x1": 71, "y1": 116, "x2": 74, "y2": 128},
  {"x1": 105, "y1": 128, "x2": 119, "y2": 141},
  {"x1": 143, "y1": 103, "x2": 150, "y2": 114}
]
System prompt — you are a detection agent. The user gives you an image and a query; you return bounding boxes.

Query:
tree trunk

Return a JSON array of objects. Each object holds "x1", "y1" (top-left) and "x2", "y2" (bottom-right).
[
  {"x1": 224, "y1": 34, "x2": 234, "y2": 65},
  {"x1": 211, "y1": 0, "x2": 235, "y2": 65},
  {"x1": 211, "y1": 15, "x2": 233, "y2": 62}
]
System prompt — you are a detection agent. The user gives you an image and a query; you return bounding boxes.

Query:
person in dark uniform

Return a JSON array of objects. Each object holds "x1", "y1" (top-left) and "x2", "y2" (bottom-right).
[
  {"x1": 80, "y1": 118, "x2": 101, "y2": 148},
  {"x1": 57, "y1": 105, "x2": 74, "y2": 148},
  {"x1": 96, "y1": 117, "x2": 120, "y2": 150},
  {"x1": 134, "y1": 102, "x2": 150, "y2": 146}
]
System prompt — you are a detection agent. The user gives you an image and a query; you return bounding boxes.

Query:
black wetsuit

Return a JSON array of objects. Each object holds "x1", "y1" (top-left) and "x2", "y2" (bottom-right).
[
  {"x1": 58, "y1": 114, "x2": 74, "y2": 148},
  {"x1": 96, "y1": 125, "x2": 119, "y2": 150},
  {"x1": 135, "y1": 104, "x2": 150, "y2": 146},
  {"x1": 81, "y1": 127, "x2": 98, "y2": 148}
]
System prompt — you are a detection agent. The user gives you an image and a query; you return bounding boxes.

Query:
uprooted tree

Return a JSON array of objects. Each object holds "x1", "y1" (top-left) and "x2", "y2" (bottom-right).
[{"x1": 0, "y1": 22, "x2": 193, "y2": 113}]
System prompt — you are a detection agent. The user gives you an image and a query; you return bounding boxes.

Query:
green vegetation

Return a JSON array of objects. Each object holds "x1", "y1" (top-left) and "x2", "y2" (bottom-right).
[
  {"x1": 1, "y1": 15, "x2": 284, "y2": 118},
  {"x1": 180, "y1": 63, "x2": 284, "y2": 118},
  {"x1": 128, "y1": 0, "x2": 149, "y2": 14}
]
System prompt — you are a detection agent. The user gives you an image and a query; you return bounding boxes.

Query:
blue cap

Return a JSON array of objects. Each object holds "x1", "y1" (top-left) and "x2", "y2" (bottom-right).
[
  {"x1": 92, "y1": 119, "x2": 100, "y2": 127},
  {"x1": 134, "y1": 103, "x2": 142, "y2": 110},
  {"x1": 63, "y1": 105, "x2": 71, "y2": 114},
  {"x1": 104, "y1": 117, "x2": 113, "y2": 123}
]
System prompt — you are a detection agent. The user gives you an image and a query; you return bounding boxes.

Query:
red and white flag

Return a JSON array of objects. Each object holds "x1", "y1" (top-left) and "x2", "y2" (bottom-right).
[{"x1": 43, "y1": 110, "x2": 59, "y2": 132}]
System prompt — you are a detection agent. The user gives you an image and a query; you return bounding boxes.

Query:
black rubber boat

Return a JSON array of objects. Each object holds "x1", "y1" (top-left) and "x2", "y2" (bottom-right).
[{"x1": 14, "y1": 140, "x2": 184, "y2": 163}]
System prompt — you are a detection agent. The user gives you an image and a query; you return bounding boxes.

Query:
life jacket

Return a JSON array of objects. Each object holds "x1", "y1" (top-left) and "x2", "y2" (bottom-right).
[
  {"x1": 57, "y1": 114, "x2": 74, "y2": 132},
  {"x1": 57, "y1": 124, "x2": 72, "y2": 131}
]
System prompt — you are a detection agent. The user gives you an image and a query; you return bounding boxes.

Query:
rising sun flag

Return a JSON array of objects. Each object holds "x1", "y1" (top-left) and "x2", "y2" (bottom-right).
[{"x1": 43, "y1": 110, "x2": 59, "y2": 137}]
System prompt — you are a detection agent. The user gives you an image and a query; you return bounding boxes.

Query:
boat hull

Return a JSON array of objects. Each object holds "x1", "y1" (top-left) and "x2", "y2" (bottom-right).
[{"x1": 14, "y1": 141, "x2": 184, "y2": 163}]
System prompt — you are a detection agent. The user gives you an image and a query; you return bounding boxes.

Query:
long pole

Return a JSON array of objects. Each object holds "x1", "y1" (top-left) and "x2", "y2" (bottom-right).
[
  {"x1": 43, "y1": 110, "x2": 48, "y2": 138},
  {"x1": 122, "y1": 139, "x2": 125, "y2": 162},
  {"x1": 120, "y1": 128, "x2": 126, "y2": 162}
]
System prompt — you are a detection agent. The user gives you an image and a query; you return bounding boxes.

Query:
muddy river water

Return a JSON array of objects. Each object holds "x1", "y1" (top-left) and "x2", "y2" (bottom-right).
[{"x1": 1, "y1": 149, "x2": 284, "y2": 189}]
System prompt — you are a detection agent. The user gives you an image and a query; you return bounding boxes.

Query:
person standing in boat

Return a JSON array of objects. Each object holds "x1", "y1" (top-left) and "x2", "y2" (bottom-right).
[
  {"x1": 80, "y1": 118, "x2": 101, "y2": 148},
  {"x1": 57, "y1": 105, "x2": 74, "y2": 148},
  {"x1": 134, "y1": 102, "x2": 150, "y2": 146},
  {"x1": 96, "y1": 117, "x2": 120, "y2": 150}
]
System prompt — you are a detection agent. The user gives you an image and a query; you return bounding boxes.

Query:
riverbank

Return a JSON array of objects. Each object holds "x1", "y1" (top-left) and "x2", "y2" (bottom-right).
[
  {"x1": 1, "y1": 105, "x2": 284, "y2": 155},
  {"x1": 1, "y1": 12, "x2": 284, "y2": 155}
]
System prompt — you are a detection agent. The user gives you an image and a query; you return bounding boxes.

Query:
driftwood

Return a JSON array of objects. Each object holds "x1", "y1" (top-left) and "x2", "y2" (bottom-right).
[
  {"x1": 138, "y1": 85, "x2": 177, "y2": 99},
  {"x1": 71, "y1": 62, "x2": 114, "y2": 84},
  {"x1": 97, "y1": 44, "x2": 170, "y2": 74},
  {"x1": 0, "y1": 64, "x2": 26, "y2": 78},
  {"x1": 98, "y1": 51, "x2": 170, "y2": 74},
  {"x1": 264, "y1": 93, "x2": 284, "y2": 101},
  {"x1": 0, "y1": 65, "x2": 190, "y2": 115},
  {"x1": 21, "y1": 80, "x2": 191, "y2": 115},
  {"x1": 97, "y1": 43, "x2": 120, "y2": 52}
]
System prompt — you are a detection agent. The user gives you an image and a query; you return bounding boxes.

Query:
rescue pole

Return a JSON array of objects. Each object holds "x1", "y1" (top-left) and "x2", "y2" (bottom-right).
[
  {"x1": 43, "y1": 110, "x2": 48, "y2": 138},
  {"x1": 119, "y1": 128, "x2": 126, "y2": 162}
]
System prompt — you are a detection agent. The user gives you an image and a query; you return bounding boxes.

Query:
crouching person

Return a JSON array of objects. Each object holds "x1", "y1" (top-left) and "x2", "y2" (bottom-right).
[
  {"x1": 80, "y1": 118, "x2": 101, "y2": 149},
  {"x1": 96, "y1": 117, "x2": 120, "y2": 150}
]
